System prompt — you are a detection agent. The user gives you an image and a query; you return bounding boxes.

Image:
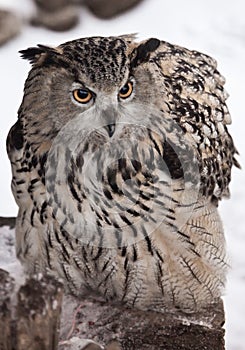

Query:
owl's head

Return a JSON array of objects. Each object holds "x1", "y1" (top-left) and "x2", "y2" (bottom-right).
[
  {"x1": 19, "y1": 35, "x2": 164, "y2": 140},
  {"x1": 15, "y1": 36, "x2": 206, "y2": 241}
]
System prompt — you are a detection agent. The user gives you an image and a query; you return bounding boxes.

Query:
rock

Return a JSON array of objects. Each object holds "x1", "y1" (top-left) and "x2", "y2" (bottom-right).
[
  {"x1": 0, "y1": 216, "x2": 16, "y2": 228},
  {"x1": 0, "y1": 10, "x2": 22, "y2": 46},
  {"x1": 83, "y1": 0, "x2": 144, "y2": 19},
  {"x1": 60, "y1": 295, "x2": 226, "y2": 350},
  {"x1": 0, "y1": 270, "x2": 64, "y2": 350},
  {"x1": 31, "y1": 0, "x2": 79, "y2": 31}
]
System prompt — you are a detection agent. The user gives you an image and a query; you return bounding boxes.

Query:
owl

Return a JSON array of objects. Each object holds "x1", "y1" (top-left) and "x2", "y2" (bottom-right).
[{"x1": 7, "y1": 35, "x2": 239, "y2": 312}]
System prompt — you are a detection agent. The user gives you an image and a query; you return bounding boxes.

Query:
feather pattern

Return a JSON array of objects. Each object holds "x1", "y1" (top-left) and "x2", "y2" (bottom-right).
[{"x1": 7, "y1": 35, "x2": 238, "y2": 312}]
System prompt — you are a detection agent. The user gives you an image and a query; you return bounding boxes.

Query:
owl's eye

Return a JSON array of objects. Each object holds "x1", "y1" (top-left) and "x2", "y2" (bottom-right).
[
  {"x1": 119, "y1": 81, "x2": 133, "y2": 99},
  {"x1": 73, "y1": 88, "x2": 93, "y2": 104}
]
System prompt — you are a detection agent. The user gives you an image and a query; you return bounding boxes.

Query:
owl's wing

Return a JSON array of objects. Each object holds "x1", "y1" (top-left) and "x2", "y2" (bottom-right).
[
  {"x1": 6, "y1": 119, "x2": 28, "y2": 207},
  {"x1": 145, "y1": 40, "x2": 240, "y2": 200},
  {"x1": 7, "y1": 118, "x2": 24, "y2": 156}
]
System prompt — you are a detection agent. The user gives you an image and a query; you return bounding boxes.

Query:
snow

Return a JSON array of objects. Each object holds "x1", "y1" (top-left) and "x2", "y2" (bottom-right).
[
  {"x1": 0, "y1": 226, "x2": 17, "y2": 270},
  {"x1": 0, "y1": 0, "x2": 244, "y2": 348}
]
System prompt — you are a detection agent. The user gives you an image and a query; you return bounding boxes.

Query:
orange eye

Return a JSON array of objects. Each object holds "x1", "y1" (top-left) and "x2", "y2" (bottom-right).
[
  {"x1": 73, "y1": 89, "x2": 93, "y2": 103},
  {"x1": 119, "y1": 81, "x2": 133, "y2": 99}
]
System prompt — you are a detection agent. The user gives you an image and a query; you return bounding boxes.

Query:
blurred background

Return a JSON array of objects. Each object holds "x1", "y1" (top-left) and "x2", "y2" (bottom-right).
[{"x1": 0, "y1": 0, "x2": 244, "y2": 349}]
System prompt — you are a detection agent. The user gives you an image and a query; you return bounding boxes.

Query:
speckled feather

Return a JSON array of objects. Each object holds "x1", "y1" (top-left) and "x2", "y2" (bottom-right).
[{"x1": 7, "y1": 35, "x2": 238, "y2": 312}]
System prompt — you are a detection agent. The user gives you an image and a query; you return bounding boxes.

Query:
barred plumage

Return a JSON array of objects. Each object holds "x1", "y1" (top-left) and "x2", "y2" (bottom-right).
[{"x1": 7, "y1": 35, "x2": 238, "y2": 312}]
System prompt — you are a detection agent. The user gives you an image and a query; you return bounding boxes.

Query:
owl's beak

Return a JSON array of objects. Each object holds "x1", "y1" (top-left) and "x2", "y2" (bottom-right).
[
  {"x1": 104, "y1": 123, "x2": 116, "y2": 137},
  {"x1": 101, "y1": 107, "x2": 116, "y2": 137}
]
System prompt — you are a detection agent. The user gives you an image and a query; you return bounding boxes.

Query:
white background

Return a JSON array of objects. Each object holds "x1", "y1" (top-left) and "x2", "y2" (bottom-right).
[{"x1": 0, "y1": 1, "x2": 244, "y2": 349}]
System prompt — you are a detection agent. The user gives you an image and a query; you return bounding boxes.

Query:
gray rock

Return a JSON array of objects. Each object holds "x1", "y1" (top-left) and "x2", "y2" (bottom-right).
[
  {"x1": 83, "y1": 0, "x2": 144, "y2": 19},
  {"x1": 0, "y1": 10, "x2": 22, "y2": 46}
]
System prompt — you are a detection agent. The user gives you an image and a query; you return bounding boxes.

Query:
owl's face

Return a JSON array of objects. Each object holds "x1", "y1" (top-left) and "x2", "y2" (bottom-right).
[{"x1": 20, "y1": 36, "x2": 164, "y2": 143}]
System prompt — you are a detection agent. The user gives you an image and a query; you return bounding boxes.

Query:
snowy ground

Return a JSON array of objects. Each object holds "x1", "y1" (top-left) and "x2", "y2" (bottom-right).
[{"x1": 0, "y1": 0, "x2": 244, "y2": 349}]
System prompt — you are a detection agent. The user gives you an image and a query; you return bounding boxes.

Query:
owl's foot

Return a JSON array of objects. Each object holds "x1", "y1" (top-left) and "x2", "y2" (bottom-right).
[
  {"x1": 60, "y1": 337, "x2": 121, "y2": 350},
  {"x1": 59, "y1": 337, "x2": 103, "y2": 350}
]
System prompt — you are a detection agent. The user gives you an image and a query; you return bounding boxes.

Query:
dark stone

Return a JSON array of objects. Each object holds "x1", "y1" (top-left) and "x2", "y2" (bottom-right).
[
  {"x1": 61, "y1": 296, "x2": 225, "y2": 350},
  {"x1": 0, "y1": 217, "x2": 16, "y2": 228},
  {"x1": 84, "y1": 0, "x2": 144, "y2": 19},
  {"x1": 0, "y1": 10, "x2": 21, "y2": 46}
]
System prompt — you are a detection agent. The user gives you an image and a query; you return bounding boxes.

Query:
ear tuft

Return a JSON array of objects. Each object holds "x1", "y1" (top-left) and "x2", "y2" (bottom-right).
[
  {"x1": 19, "y1": 44, "x2": 60, "y2": 65},
  {"x1": 118, "y1": 33, "x2": 138, "y2": 43},
  {"x1": 130, "y1": 38, "x2": 160, "y2": 68}
]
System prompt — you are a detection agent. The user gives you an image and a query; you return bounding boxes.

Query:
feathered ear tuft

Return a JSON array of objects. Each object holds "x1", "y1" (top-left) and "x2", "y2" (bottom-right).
[
  {"x1": 118, "y1": 33, "x2": 138, "y2": 43},
  {"x1": 130, "y1": 38, "x2": 160, "y2": 68},
  {"x1": 19, "y1": 44, "x2": 61, "y2": 65}
]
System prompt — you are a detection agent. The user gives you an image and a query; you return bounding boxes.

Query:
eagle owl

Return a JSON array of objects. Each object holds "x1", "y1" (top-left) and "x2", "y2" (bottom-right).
[{"x1": 7, "y1": 35, "x2": 238, "y2": 312}]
